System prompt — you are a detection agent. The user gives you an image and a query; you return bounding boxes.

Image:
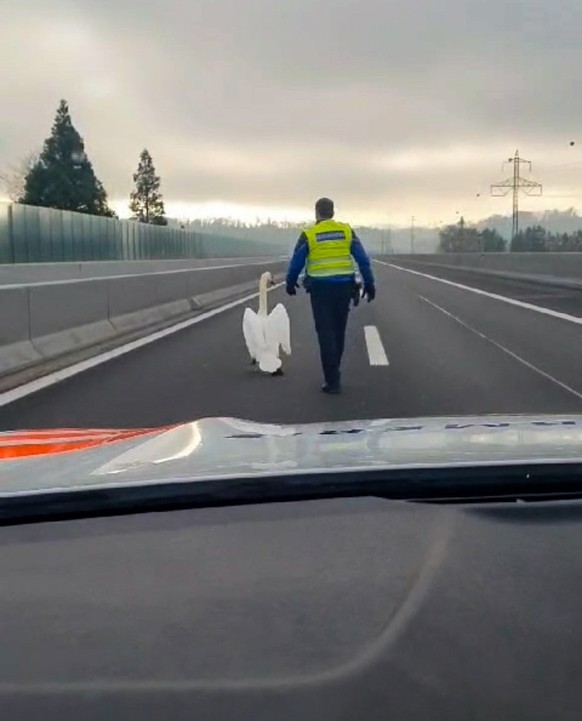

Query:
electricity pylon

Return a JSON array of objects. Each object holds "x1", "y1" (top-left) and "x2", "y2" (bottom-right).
[{"x1": 491, "y1": 150, "x2": 542, "y2": 245}]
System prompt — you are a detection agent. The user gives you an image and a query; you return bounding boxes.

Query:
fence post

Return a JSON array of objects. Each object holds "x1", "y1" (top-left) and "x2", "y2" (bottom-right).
[{"x1": 6, "y1": 203, "x2": 15, "y2": 263}]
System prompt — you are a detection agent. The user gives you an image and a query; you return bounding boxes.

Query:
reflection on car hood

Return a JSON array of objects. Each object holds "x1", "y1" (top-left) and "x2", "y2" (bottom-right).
[{"x1": 1, "y1": 415, "x2": 582, "y2": 497}]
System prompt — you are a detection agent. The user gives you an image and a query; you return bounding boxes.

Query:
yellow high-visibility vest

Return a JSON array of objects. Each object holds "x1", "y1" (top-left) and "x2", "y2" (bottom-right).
[{"x1": 304, "y1": 220, "x2": 355, "y2": 278}]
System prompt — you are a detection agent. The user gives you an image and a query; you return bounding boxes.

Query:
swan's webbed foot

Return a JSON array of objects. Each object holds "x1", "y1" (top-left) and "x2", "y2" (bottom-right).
[
  {"x1": 271, "y1": 368, "x2": 284, "y2": 376},
  {"x1": 249, "y1": 359, "x2": 257, "y2": 365}
]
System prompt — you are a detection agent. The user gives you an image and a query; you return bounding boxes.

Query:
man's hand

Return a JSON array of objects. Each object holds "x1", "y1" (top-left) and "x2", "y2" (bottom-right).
[
  {"x1": 286, "y1": 282, "x2": 298, "y2": 296},
  {"x1": 363, "y1": 283, "x2": 376, "y2": 302}
]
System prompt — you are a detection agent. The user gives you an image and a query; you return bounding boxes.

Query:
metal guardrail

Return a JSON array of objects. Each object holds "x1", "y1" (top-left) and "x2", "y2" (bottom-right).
[{"x1": 0, "y1": 202, "x2": 282, "y2": 263}]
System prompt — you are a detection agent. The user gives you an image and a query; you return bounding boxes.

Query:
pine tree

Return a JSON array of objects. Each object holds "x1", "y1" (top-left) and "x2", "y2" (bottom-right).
[
  {"x1": 129, "y1": 149, "x2": 167, "y2": 225},
  {"x1": 21, "y1": 100, "x2": 114, "y2": 216}
]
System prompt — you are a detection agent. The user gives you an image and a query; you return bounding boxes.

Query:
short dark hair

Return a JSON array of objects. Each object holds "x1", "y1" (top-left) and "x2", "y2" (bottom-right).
[{"x1": 315, "y1": 197, "x2": 334, "y2": 219}]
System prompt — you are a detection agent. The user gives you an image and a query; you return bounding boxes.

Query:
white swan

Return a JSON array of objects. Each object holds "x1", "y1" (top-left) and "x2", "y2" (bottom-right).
[{"x1": 243, "y1": 271, "x2": 291, "y2": 374}]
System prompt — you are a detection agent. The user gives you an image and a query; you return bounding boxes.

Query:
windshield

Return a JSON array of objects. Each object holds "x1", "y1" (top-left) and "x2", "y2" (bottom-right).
[{"x1": 0, "y1": 0, "x2": 581, "y2": 441}]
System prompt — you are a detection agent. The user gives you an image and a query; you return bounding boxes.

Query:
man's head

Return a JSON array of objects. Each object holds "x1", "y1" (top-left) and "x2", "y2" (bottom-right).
[{"x1": 315, "y1": 197, "x2": 334, "y2": 221}]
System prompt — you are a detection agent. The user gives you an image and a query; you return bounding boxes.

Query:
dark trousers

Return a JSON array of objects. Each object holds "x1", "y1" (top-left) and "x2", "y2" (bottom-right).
[{"x1": 309, "y1": 281, "x2": 352, "y2": 387}]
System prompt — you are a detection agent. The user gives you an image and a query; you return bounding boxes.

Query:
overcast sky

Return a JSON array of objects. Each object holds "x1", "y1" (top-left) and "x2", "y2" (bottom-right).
[{"x1": 2, "y1": 0, "x2": 582, "y2": 225}]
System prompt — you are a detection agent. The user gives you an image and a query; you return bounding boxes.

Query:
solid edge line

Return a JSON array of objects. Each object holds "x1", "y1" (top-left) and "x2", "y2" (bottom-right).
[
  {"x1": 419, "y1": 294, "x2": 582, "y2": 402},
  {"x1": 0, "y1": 284, "x2": 284, "y2": 409},
  {"x1": 364, "y1": 325, "x2": 389, "y2": 366},
  {"x1": 374, "y1": 260, "x2": 582, "y2": 327}
]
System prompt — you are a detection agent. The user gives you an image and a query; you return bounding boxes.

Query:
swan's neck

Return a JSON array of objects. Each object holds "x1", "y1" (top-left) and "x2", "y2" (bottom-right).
[{"x1": 258, "y1": 280, "x2": 269, "y2": 316}]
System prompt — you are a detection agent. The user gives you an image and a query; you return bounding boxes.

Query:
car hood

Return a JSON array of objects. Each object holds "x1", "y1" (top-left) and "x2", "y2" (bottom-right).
[{"x1": 1, "y1": 414, "x2": 582, "y2": 497}]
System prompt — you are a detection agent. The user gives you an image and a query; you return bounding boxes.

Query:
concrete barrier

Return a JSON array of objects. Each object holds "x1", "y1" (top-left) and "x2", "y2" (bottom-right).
[
  {"x1": 0, "y1": 257, "x2": 281, "y2": 285},
  {"x1": 389, "y1": 253, "x2": 582, "y2": 285},
  {"x1": 29, "y1": 280, "x2": 114, "y2": 360},
  {"x1": 0, "y1": 260, "x2": 285, "y2": 380},
  {"x1": 0, "y1": 287, "x2": 41, "y2": 373},
  {"x1": 107, "y1": 273, "x2": 194, "y2": 334}
]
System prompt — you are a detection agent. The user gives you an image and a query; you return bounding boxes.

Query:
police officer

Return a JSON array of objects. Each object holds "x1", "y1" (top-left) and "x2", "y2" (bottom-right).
[{"x1": 285, "y1": 198, "x2": 375, "y2": 394}]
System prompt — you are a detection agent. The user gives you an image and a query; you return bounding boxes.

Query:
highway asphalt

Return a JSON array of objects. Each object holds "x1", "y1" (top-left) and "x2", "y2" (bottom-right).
[
  {"x1": 0, "y1": 260, "x2": 581, "y2": 429},
  {"x1": 392, "y1": 260, "x2": 582, "y2": 318}
]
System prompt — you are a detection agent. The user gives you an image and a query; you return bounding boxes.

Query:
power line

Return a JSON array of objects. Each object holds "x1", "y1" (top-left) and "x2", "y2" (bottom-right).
[
  {"x1": 380, "y1": 228, "x2": 393, "y2": 255},
  {"x1": 491, "y1": 150, "x2": 542, "y2": 245}
]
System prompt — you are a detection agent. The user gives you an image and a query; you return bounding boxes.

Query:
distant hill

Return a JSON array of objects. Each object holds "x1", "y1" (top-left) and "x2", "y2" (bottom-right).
[
  {"x1": 166, "y1": 208, "x2": 582, "y2": 254},
  {"x1": 473, "y1": 208, "x2": 582, "y2": 239},
  {"x1": 167, "y1": 217, "x2": 440, "y2": 254}
]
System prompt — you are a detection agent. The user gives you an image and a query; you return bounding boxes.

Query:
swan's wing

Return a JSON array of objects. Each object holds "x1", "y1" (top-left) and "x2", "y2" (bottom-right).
[
  {"x1": 242, "y1": 308, "x2": 262, "y2": 360},
  {"x1": 266, "y1": 303, "x2": 291, "y2": 355},
  {"x1": 256, "y1": 313, "x2": 281, "y2": 372}
]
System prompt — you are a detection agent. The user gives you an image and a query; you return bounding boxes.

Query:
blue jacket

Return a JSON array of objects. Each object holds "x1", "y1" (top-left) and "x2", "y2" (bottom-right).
[{"x1": 286, "y1": 226, "x2": 375, "y2": 288}]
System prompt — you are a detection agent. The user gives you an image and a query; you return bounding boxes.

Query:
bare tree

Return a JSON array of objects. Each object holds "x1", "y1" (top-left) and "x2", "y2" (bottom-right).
[{"x1": 0, "y1": 151, "x2": 40, "y2": 202}]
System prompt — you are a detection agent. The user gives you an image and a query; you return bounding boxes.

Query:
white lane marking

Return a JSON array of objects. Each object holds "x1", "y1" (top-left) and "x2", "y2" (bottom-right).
[
  {"x1": 419, "y1": 295, "x2": 582, "y2": 402},
  {"x1": 0, "y1": 284, "x2": 284, "y2": 409},
  {"x1": 374, "y1": 260, "x2": 582, "y2": 327},
  {"x1": 364, "y1": 325, "x2": 389, "y2": 366}
]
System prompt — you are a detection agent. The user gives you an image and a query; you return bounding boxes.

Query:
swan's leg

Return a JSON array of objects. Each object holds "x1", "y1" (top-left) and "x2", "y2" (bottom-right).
[{"x1": 271, "y1": 368, "x2": 284, "y2": 376}]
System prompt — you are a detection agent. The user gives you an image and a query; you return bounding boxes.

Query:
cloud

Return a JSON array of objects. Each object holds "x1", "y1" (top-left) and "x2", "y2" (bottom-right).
[{"x1": 1, "y1": 0, "x2": 582, "y2": 224}]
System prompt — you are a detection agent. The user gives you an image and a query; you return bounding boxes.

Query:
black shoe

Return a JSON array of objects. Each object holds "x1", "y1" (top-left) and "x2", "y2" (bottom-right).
[{"x1": 321, "y1": 383, "x2": 342, "y2": 395}]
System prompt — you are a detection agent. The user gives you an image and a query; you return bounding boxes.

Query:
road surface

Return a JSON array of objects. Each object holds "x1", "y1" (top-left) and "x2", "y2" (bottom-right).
[{"x1": 0, "y1": 260, "x2": 581, "y2": 429}]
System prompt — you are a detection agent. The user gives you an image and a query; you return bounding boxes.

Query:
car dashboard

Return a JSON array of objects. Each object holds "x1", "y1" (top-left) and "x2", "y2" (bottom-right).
[{"x1": 0, "y1": 494, "x2": 581, "y2": 721}]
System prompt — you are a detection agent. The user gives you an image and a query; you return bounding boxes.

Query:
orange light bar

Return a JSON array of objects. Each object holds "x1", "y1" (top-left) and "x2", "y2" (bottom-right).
[{"x1": 0, "y1": 428, "x2": 166, "y2": 460}]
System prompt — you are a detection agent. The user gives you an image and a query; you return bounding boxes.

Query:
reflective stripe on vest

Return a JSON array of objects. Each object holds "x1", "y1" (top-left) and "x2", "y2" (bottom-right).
[{"x1": 304, "y1": 220, "x2": 355, "y2": 277}]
